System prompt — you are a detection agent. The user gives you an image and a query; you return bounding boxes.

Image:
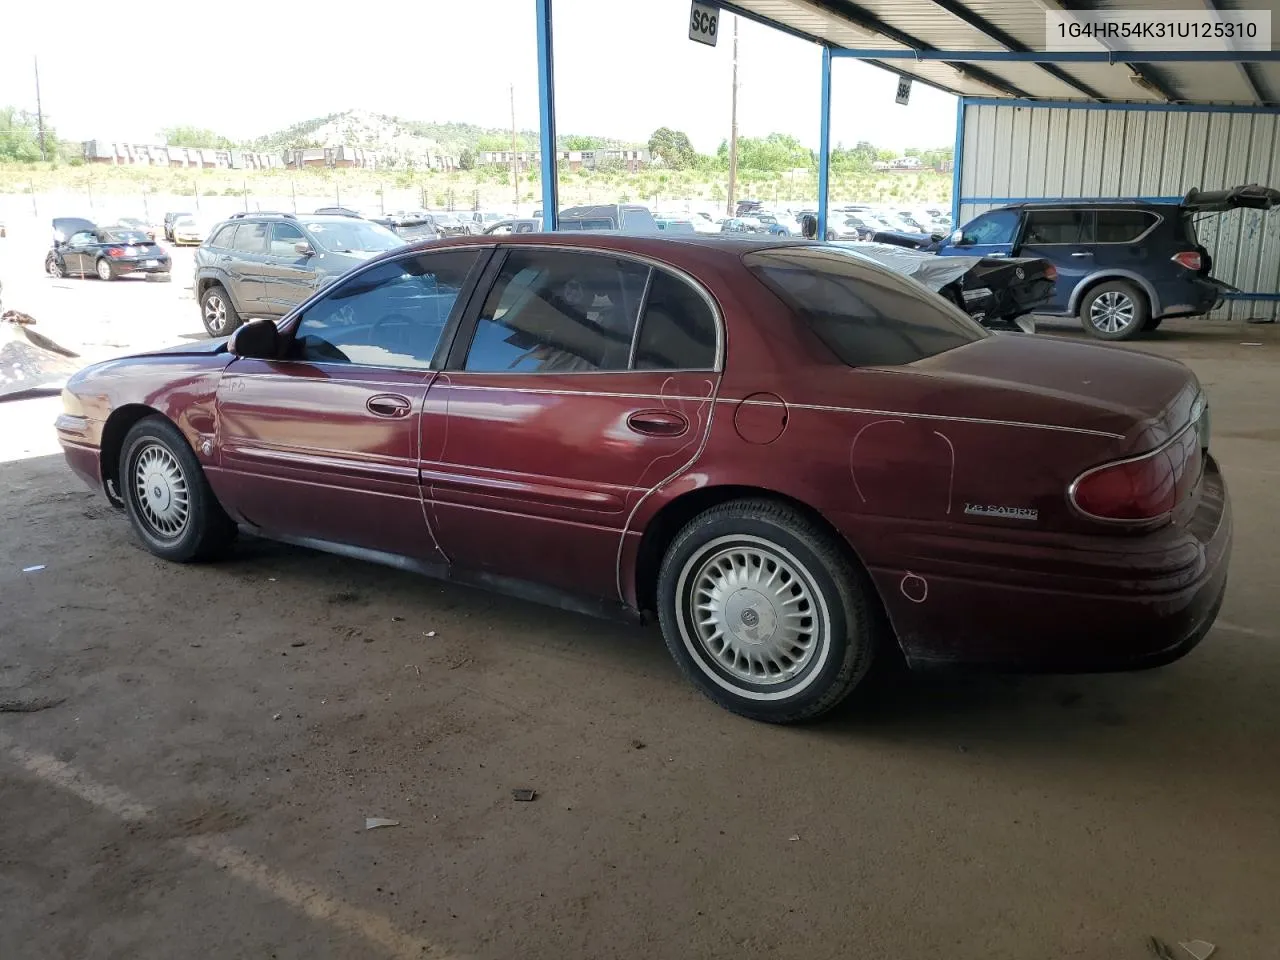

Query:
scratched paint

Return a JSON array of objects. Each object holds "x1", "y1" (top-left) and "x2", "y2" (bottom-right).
[{"x1": 900, "y1": 572, "x2": 928, "y2": 604}]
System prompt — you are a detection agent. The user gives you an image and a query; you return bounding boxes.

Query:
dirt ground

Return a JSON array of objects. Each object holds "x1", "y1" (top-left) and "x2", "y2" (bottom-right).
[{"x1": 2, "y1": 228, "x2": 1280, "y2": 957}]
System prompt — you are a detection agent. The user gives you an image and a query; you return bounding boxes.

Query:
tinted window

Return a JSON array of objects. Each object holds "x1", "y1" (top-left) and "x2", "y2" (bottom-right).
[
  {"x1": 1023, "y1": 209, "x2": 1090, "y2": 244},
  {"x1": 745, "y1": 247, "x2": 987, "y2": 368},
  {"x1": 269, "y1": 222, "x2": 306, "y2": 257},
  {"x1": 634, "y1": 270, "x2": 717, "y2": 370},
  {"x1": 1095, "y1": 210, "x2": 1159, "y2": 243},
  {"x1": 558, "y1": 218, "x2": 614, "y2": 231},
  {"x1": 231, "y1": 221, "x2": 268, "y2": 254},
  {"x1": 210, "y1": 224, "x2": 238, "y2": 249},
  {"x1": 959, "y1": 210, "x2": 1018, "y2": 245},
  {"x1": 293, "y1": 251, "x2": 479, "y2": 369},
  {"x1": 464, "y1": 250, "x2": 649, "y2": 373}
]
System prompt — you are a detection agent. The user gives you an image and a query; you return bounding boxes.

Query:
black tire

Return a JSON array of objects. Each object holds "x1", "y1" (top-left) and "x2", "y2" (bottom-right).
[
  {"x1": 46, "y1": 253, "x2": 63, "y2": 279},
  {"x1": 95, "y1": 258, "x2": 115, "y2": 281},
  {"x1": 656, "y1": 499, "x2": 880, "y2": 723},
  {"x1": 1080, "y1": 280, "x2": 1149, "y2": 340},
  {"x1": 1141, "y1": 316, "x2": 1163, "y2": 332},
  {"x1": 201, "y1": 284, "x2": 242, "y2": 338},
  {"x1": 119, "y1": 416, "x2": 236, "y2": 562}
]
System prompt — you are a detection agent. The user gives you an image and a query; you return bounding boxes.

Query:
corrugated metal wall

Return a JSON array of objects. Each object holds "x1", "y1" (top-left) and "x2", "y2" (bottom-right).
[{"x1": 958, "y1": 102, "x2": 1280, "y2": 321}]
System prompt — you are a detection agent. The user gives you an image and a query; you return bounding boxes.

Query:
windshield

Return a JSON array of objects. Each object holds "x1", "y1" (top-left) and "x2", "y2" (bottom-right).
[
  {"x1": 102, "y1": 228, "x2": 151, "y2": 243},
  {"x1": 745, "y1": 247, "x2": 987, "y2": 368},
  {"x1": 303, "y1": 220, "x2": 402, "y2": 253}
]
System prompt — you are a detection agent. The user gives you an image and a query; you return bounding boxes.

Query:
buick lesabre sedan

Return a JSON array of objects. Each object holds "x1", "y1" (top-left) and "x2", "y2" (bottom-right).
[{"x1": 55, "y1": 234, "x2": 1230, "y2": 723}]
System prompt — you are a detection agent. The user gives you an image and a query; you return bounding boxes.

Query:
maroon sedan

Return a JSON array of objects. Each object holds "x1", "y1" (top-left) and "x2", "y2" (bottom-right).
[{"x1": 55, "y1": 235, "x2": 1230, "y2": 723}]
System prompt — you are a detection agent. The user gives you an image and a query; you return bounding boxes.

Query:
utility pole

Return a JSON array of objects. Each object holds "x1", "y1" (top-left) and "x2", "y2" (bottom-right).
[
  {"x1": 34, "y1": 56, "x2": 47, "y2": 162},
  {"x1": 726, "y1": 17, "x2": 739, "y2": 217},
  {"x1": 509, "y1": 83, "x2": 521, "y2": 212}
]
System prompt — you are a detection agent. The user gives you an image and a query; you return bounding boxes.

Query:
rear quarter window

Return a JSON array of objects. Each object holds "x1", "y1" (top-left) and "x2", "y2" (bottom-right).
[
  {"x1": 744, "y1": 247, "x2": 988, "y2": 368},
  {"x1": 1095, "y1": 210, "x2": 1160, "y2": 243}
]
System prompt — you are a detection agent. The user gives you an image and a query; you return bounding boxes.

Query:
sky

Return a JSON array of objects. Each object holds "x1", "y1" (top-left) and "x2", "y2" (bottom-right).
[{"x1": 0, "y1": 0, "x2": 957, "y2": 153}]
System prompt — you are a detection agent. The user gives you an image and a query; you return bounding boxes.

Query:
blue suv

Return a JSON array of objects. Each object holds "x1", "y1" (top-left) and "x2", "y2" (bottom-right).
[{"x1": 934, "y1": 186, "x2": 1279, "y2": 340}]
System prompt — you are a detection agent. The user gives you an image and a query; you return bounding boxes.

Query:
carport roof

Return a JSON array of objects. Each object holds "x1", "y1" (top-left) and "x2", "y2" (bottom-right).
[{"x1": 722, "y1": 0, "x2": 1280, "y2": 106}]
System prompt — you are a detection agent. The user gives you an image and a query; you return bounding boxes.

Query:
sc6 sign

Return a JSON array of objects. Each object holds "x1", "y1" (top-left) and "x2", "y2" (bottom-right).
[{"x1": 689, "y1": 0, "x2": 719, "y2": 46}]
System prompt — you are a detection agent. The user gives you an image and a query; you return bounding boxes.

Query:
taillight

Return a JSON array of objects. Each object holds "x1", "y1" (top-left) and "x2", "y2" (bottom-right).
[
  {"x1": 105, "y1": 247, "x2": 125, "y2": 258},
  {"x1": 1043, "y1": 264, "x2": 1057, "y2": 281},
  {"x1": 1172, "y1": 250, "x2": 1202, "y2": 271},
  {"x1": 1070, "y1": 427, "x2": 1202, "y2": 523}
]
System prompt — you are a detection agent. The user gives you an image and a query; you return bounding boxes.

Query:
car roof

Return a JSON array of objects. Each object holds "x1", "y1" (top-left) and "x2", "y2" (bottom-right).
[
  {"x1": 1000, "y1": 200, "x2": 1181, "y2": 211},
  {"x1": 394, "y1": 232, "x2": 812, "y2": 264}
]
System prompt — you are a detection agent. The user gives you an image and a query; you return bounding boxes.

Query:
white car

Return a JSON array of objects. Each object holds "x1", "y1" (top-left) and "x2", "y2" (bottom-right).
[{"x1": 171, "y1": 217, "x2": 206, "y2": 245}]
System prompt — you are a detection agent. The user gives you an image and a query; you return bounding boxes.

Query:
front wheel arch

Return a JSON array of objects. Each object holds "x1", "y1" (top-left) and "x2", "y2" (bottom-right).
[
  {"x1": 99, "y1": 404, "x2": 166, "y2": 506},
  {"x1": 1068, "y1": 272, "x2": 1158, "y2": 318}
]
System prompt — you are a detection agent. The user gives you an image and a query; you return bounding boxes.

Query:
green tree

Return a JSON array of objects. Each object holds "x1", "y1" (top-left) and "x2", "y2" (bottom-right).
[
  {"x1": 0, "y1": 107, "x2": 55, "y2": 162},
  {"x1": 561, "y1": 134, "x2": 607, "y2": 150},
  {"x1": 648, "y1": 127, "x2": 696, "y2": 169},
  {"x1": 458, "y1": 148, "x2": 475, "y2": 170},
  {"x1": 160, "y1": 125, "x2": 236, "y2": 148}
]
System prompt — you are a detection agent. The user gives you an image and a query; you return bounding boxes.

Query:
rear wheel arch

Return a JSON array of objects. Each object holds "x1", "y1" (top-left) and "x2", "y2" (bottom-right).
[
  {"x1": 632, "y1": 484, "x2": 888, "y2": 624},
  {"x1": 100, "y1": 405, "x2": 169, "y2": 506},
  {"x1": 1069, "y1": 272, "x2": 1158, "y2": 318}
]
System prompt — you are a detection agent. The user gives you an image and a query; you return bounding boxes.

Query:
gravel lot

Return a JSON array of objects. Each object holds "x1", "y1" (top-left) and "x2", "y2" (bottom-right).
[{"x1": 2, "y1": 223, "x2": 1279, "y2": 959}]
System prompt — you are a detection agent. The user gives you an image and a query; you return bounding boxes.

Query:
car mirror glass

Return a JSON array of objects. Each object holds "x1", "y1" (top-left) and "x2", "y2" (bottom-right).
[
  {"x1": 295, "y1": 241, "x2": 314, "y2": 256},
  {"x1": 951, "y1": 229, "x2": 967, "y2": 245},
  {"x1": 227, "y1": 318, "x2": 281, "y2": 357}
]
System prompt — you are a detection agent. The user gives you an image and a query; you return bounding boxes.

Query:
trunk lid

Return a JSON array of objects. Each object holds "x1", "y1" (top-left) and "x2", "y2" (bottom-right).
[{"x1": 901, "y1": 333, "x2": 1201, "y2": 447}]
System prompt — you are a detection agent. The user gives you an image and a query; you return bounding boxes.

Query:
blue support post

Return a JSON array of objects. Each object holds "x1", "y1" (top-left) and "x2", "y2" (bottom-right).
[
  {"x1": 951, "y1": 98, "x2": 965, "y2": 227},
  {"x1": 817, "y1": 45, "x2": 832, "y2": 242},
  {"x1": 535, "y1": 0, "x2": 559, "y2": 231}
]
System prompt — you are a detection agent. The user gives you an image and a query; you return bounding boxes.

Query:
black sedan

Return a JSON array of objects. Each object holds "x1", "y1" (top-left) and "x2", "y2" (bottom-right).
[
  {"x1": 46, "y1": 218, "x2": 171, "y2": 281},
  {"x1": 835, "y1": 241, "x2": 1054, "y2": 332}
]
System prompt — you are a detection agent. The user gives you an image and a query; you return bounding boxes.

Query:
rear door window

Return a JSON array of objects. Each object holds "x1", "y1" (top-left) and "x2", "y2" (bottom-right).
[
  {"x1": 1095, "y1": 210, "x2": 1159, "y2": 243},
  {"x1": 745, "y1": 247, "x2": 987, "y2": 368},
  {"x1": 1022, "y1": 209, "x2": 1091, "y2": 244},
  {"x1": 633, "y1": 270, "x2": 718, "y2": 370},
  {"x1": 210, "y1": 224, "x2": 238, "y2": 249},
  {"x1": 231, "y1": 221, "x2": 268, "y2": 254}
]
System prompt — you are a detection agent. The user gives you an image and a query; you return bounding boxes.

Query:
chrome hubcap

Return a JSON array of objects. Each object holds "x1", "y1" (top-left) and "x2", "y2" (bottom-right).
[
  {"x1": 133, "y1": 443, "x2": 189, "y2": 539},
  {"x1": 1090, "y1": 291, "x2": 1135, "y2": 333},
  {"x1": 681, "y1": 536, "x2": 824, "y2": 688},
  {"x1": 204, "y1": 295, "x2": 227, "y2": 333},
  {"x1": 97, "y1": 259, "x2": 111, "y2": 280}
]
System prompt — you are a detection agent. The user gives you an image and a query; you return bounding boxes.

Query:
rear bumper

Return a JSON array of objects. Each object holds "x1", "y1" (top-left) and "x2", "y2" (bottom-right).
[
  {"x1": 1157, "y1": 276, "x2": 1225, "y2": 318},
  {"x1": 857, "y1": 456, "x2": 1232, "y2": 672},
  {"x1": 111, "y1": 259, "x2": 171, "y2": 274}
]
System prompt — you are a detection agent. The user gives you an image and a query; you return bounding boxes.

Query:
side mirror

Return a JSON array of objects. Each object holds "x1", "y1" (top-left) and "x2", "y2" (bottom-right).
[
  {"x1": 227, "y1": 318, "x2": 281, "y2": 357},
  {"x1": 294, "y1": 241, "x2": 315, "y2": 256},
  {"x1": 950, "y1": 229, "x2": 966, "y2": 245}
]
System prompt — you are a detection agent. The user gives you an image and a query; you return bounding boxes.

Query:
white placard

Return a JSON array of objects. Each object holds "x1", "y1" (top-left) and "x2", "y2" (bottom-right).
[
  {"x1": 689, "y1": 1, "x2": 719, "y2": 47},
  {"x1": 895, "y1": 77, "x2": 912, "y2": 106}
]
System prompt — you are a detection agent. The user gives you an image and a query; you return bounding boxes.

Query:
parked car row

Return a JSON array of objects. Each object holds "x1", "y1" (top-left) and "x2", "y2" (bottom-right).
[{"x1": 44, "y1": 217, "x2": 171, "y2": 281}]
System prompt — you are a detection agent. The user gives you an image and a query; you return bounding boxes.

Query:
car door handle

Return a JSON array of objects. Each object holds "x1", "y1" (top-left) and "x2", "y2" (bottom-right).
[
  {"x1": 1070, "y1": 251, "x2": 1094, "y2": 258},
  {"x1": 366, "y1": 394, "x2": 413, "y2": 418},
  {"x1": 627, "y1": 409, "x2": 689, "y2": 437}
]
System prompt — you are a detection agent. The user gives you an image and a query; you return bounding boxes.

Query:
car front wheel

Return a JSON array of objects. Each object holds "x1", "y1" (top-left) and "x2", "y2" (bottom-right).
[
  {"x1": 120, "y1": 416, "x2": 236, "y2": 562},
  {"x1": 1081, "y1": 280, "x2": 1148, "y2": 340},
  {"x1": 46, "y1": 254, "x2": 63, "y2": 279},
  {"x1": 201, "y1": 285, "x2": 241, "y2": 338},
  {"x1": 657, "y1": 499, "x2": 879, "y2": 723}
]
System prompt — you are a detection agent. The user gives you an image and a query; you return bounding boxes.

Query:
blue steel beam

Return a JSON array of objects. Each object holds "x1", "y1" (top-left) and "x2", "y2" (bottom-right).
[
  {"x1": 818, "y1": 45, "x2": 832, "y2": 241},
  {"x1": 830, "y1": 48, "x2": 1280, "y2": 63},
  {"x1": 535, "y1": 0, "x2": 559, "y2": 231},
  {"x1": 951, "y1": 99, "x2": 964, "y2": 226}
]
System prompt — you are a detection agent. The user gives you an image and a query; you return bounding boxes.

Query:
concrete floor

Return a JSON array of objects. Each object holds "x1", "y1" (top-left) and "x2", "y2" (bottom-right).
[{"x1": 2, "y1": 232, "x2": 1279, "y2": 957}]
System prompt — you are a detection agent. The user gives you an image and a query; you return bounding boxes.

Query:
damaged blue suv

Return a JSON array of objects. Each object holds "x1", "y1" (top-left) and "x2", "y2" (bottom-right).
[{"x1": 935, "y1": 185, "x2": 1280, "y2": 340}]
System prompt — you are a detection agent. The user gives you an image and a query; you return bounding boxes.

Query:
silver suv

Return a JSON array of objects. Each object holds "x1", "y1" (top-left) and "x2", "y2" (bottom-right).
[{"x1": 193, "y1": 213, "x2": 404, "y2": 337}]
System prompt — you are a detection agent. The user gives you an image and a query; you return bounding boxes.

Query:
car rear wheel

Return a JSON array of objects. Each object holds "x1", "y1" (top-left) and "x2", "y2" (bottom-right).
[
  {"x1": 1081, "y1": 280, "x2": 1148, "y2": 340},
  {"x1": 657, "y1": 499, "x2": 879, "y2": 723},
  {"x1": 201, "y1": 285, "x2": 241, "y2": 337},
  {"x1": 95, "y1": 258, "x2": 114, "y2": 281},
  {"x1": 120, "y1": 416, "x2": 236, "y2": 563}
]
